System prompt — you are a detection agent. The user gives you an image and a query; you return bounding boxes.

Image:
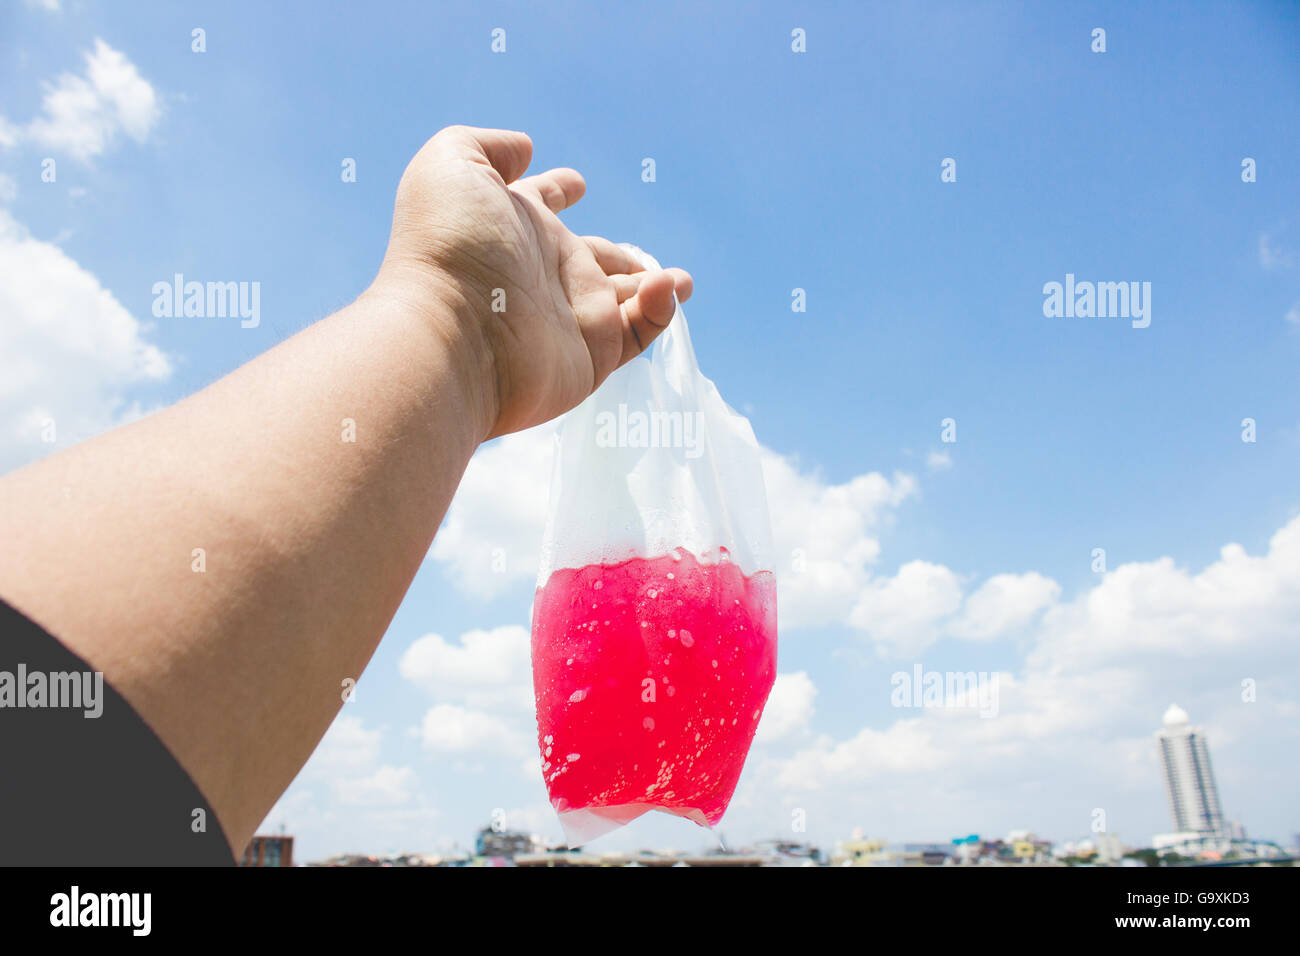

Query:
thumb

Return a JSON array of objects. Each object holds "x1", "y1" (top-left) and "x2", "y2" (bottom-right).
[{"x1": 434, "y1": 125, "x2": 533, "y2": 184}]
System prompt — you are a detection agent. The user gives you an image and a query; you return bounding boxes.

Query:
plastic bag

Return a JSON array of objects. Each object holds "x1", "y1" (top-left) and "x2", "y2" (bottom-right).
[{"x1": 531, "y1": 244, "x2": 778, "y2": 846}]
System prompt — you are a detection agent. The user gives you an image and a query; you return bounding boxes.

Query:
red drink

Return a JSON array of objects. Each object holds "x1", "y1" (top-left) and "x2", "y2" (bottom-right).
[{"x1": 531, "y1": 549, "x2": 777, "y2": 832}]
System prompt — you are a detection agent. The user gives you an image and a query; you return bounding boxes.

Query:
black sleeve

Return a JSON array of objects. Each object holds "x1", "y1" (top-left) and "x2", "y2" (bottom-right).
[{"x1": 0, "y1": 599, "x2": 236, "y2": 866}]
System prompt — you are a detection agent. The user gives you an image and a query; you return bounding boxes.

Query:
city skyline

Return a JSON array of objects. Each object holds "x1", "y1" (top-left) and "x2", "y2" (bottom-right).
[{"x1": 276, "y1": 701, "x2": 1290, "y2": 862}]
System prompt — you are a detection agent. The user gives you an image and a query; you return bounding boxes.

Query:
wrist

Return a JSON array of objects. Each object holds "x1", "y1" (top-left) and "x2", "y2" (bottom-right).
[{"x1": 364, "y1": 258, "x2": 500, "y2": 446}]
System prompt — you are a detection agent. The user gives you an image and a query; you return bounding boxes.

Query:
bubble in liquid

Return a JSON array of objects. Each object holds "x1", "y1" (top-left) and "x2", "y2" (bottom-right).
[
  {"x1": 643, "y1": 717, "x2": 655, "y2": 731},
  {"x1": 593, "y1": 580, "x2": 603, "y2": 590},
  {"x1": 680, "y1": 630, "x2": 694, "y2": 648},
  {"x1": 566, "y1": 753, "x2": 581, "y2": 762}
]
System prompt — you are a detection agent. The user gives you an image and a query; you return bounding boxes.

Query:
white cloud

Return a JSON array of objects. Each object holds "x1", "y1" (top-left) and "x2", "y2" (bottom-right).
[
  {"x1": 755, "y1": 671, "x2": 817, "y2": 743},
  {"x1": 1286, "y1": 302, "x2": 1299, "y2": 326},
  {"x1": 775, "y1": 720, "x2": 951, "y2": 789},
  {"x1": 0, "y1": 172, "x2": 16, "y2": 202},
  {"x1": 400, "y1": 626, "x2": 537, "y2": 764},
  {"x1": 844, "y1": 562, "x2": 1060, "y2": 654},
  {"x1": 844, "y1": 512, "x2": 1290, "y2": 660},
  {"x1": 0, "y1": 208, "x2": 170, "y2": 470},
  {"x1": 849, "y1": 559, "x2": 965, "y2": 656},
  {"x1": 285, "y1": 713, "x2": 420, "y2": 809},
  {"x1": 259, "y1": 714, "x2": 438, "y2": 852},
  {"x1": 1258, "y1": 231, "x2": 1293, "y2": 271},
  {"x1": 950, "y1": 571, "x2": 1060, "y2": 641},
  {"x1": 763, "y1": 453, "x2": 917, "y2": 629},
  {"x1": 398, "y1": 625, "x2": 533, "y2": 712},
  {"x1": 12, "y1": 39, "x2": 161, "y2": 162},
  {"x1": 419, "y1": 703, "x2": 528, "y2": 756},
  {"x1": 1031, "y1": 521, "x2": 1300, "y2": 669},
  {"x1": 25, "y1": 0, "x2": 62, "y2": 11},
  {"x1": 429, "y1": 425, "x2": 555, "y2": 599},
  {"x1": 306, "y1": 713, "x2": 383, "y2": 777},
  {"x1": 926, "y1": 449, "x2": 952, "y2": 471},
  {"x1": 333, "y1": 765, "x2": 419, "y2": 807}
]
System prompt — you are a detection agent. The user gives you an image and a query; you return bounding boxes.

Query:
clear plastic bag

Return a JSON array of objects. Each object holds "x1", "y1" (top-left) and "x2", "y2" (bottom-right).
[{"x1": 531, "y1": 244, "x2": 778, "y2": 845}]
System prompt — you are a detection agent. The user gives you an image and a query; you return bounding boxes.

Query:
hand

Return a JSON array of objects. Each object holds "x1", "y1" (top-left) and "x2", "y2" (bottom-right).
[{"x1": 374, "y1": 125, "x2": 693, "y2": 440}]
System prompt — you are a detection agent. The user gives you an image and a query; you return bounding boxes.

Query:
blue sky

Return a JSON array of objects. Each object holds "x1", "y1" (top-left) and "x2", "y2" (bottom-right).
[{"x1": 2, "y1": 0, "x2": 1298, "y2": 860}]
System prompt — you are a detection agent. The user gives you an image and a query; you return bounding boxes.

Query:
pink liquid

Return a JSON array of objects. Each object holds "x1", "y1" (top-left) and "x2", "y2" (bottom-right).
[{"x1": 531, "y1": 550, "x2": 777, "y2": 827}]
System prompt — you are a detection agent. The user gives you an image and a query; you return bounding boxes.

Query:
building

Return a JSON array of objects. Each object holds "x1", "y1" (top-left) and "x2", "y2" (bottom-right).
[
  {"x1": 1092, "y1": 832, "x2": 1127, "y2": 864},
  {"x1": 831, "y1": 836, "x2": 890, "y2": 866},
  {"x1": 951, "y1": 834, "x2": 981, "y2": 864},
  {"x1": 1150, "y1": 830, "x2": 1286, "y2": 861},
  {"x1": 750, "y1": 839, "x2": 824, "y2": 866},
  {"x1": 514, "y1": 851, "x2": 766, "y2": 867},
  {"x1": 240, "y1": 834, "x2": 294, "y2": 867},
  {"x1": 1155, "y1": 704, "x2": 1224, "y2": 836},
  {"x1": 474, "y1": 826, "x2": 539, "y2": 860}
]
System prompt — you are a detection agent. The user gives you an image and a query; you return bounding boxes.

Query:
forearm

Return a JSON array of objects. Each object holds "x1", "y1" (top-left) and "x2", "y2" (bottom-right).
[
  {"x1": 0, "y1": 123, "x2": 689, "y2": 860},
  {"x1": 0, "y1": 274, "x2": 486, "y2": 851}
]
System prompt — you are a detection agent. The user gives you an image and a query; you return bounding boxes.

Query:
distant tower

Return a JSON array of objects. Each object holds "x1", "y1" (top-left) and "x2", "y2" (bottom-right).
[{"x1": 1156, "y1": 704, "x2": 1224, "y2": 835}]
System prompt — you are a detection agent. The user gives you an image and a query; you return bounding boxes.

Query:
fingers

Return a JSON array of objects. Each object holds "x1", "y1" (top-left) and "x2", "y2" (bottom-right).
[
  {"x1": 610, "y1": 267, "x2": 694, "y2": 305},
  {"x1": 662, "y1": 267, "x2": 693, "y2": 304},
  {"x1": 583, "y1": 237, "x2": 693, "y2": 300},
  {"x1": 610, "y1": 274, "x2": 642, "y2": 303},
  {"x1": 618, "y1": 269, "x2": 680, "y2": 364},
  {"x1": 560, "y1": 233, "x2": 695, "y2": 386},
  {"x1": 582, "y1": 236, "x2": 645, "y2": 276},
  {"x1": 435, "y1": 125, "x2": 533, "y2": 184},
  {"x1": 515, "y1": 168, "x2": 585, "y2": 213}
]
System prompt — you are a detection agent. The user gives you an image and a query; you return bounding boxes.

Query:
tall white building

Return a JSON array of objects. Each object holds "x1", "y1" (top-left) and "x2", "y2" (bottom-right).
[{"x1": 1155, "y1": 704, "x2": 1224, "y2": 835}]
